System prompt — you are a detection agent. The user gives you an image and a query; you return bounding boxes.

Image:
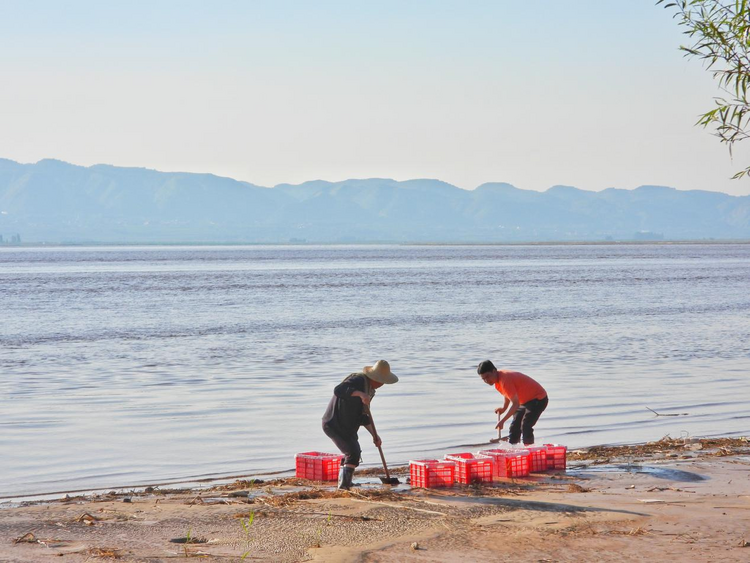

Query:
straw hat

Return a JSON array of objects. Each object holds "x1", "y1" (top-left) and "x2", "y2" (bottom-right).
[{"x1": 363, "y1": 360, "x2": 398, "y2": 384}]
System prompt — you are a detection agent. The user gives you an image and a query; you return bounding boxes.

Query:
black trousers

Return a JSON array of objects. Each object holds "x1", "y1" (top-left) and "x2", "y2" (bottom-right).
[
  {"x1": 508, "y1": 396, "x2": 548, "y2": 445},
  {"x1": 322, "y1": 423, "x2": 361, "y2": 467}
]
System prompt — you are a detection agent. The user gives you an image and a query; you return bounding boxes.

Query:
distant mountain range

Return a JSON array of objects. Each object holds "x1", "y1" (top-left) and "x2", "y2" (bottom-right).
[{"x1": 1, "y1": 158, "x2": 749, "y2": 243}]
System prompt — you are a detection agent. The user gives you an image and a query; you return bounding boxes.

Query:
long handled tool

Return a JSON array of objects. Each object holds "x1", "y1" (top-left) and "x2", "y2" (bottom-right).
[
  {"x1": 489, "y1": 411, "x2": 502, "y2": 443},
  {"x1": 365, "y1": 406, "x2": 400, "y2": 485}
]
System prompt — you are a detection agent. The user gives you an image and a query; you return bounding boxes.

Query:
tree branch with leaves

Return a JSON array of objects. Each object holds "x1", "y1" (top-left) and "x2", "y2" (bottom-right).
[{"x1": 659, "y1": 0, "x2": 750, "y2": 178}]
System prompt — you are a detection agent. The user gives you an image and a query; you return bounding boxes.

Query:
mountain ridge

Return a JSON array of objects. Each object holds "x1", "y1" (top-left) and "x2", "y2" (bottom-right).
[{"x1": 1, "y1": 158, "x2": 749, "y2": 243}]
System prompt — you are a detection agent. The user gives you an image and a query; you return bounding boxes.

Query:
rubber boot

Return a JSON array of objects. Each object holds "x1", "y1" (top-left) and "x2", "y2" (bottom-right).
[{"x1": 337, "y1": 466, "x2": 354, "y2": 490}]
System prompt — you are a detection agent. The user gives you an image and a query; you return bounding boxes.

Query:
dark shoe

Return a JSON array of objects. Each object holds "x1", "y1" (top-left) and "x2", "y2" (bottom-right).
[{"x1": 337, "y1": 466, "x2": 354, "y2": 490}]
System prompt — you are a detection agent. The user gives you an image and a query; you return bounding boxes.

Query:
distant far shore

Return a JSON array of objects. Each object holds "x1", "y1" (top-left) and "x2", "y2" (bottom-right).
[
  {"x1": 3, "y1": 239, "x2": 750, "y2": 248},
  {"x1": 5, "y1": 160, "x2": 750, "y2": 243}
]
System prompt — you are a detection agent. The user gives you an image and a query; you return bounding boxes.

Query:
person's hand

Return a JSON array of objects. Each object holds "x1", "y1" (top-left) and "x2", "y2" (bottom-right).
[
  {"x1": 494, "y1": 407, "x2": 504, "y2": 415},
  {"x1": 373, "y1": 435, "x2": 382, "y2": 448},
  {"x1": 495, "y1": 420, "x2": 504, "y2": 431},
  {"x1": 354, "y1": 391, "x2": 371, "y2": 406}
]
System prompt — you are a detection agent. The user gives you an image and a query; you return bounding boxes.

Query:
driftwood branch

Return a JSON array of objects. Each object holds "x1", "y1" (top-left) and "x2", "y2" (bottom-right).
[{"x1": 646, "y1": 407, "x2": 688, "y2": 417}]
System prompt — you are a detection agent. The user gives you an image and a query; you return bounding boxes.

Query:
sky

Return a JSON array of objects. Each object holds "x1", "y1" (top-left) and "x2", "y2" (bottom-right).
[{"x1": 1, "y1": 0, "x2": 749, "y2": 196}]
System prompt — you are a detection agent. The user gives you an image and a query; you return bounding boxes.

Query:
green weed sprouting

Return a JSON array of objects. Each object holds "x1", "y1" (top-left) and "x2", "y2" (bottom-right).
[
  {"x1": 240, "y1": 510, "x2": 255, "y2": 560},
  {"x1": 313, "y1": 510, "x2": 333, "y2": 548},
  {"x1": 241, "y1": 511, "x2": 255, "y2": 536}
]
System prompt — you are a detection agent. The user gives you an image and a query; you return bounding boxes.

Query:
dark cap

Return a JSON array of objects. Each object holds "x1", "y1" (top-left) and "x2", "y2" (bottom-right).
[{"x1": 477, "y1": 360, "x2": 496, "y2": 375}]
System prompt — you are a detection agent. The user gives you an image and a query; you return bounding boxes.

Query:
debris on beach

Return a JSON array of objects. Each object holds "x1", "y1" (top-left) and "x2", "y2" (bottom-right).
[
  {"x1": 567, "y1": 483, "x2": 591, "y2": 493},
  {"x1": 76, "y1": 512, "x2": 98, "y2": 525},
  {"x1": 5, "y1": 439, "x2": 750, "y2": 563},
  {"x1": 11, "y1": 533, "x2": 75, "y2": 550},
  {"x1": 13, "y1": 532, "x2": 37, "y2": 544},
  {"x1": 357, "y1": 465, "x2": 409, "y2": 476},
  {"x1": 608, "y1": 527, "x2": 649, "y2": 537},
  {"x1": 212, "y1": 478, "x2": 267, "y2": 491},
  {"x1": 569, "y1": 436, "x2": 750, "y2": 464},
  {"x1": 254, "y1": 489, "x2": 344, "y2": 507},
  {"x1": 88, "y1": 547, "x2": 123, "y2": 558},
  {"x1": 645, "y1": 407, "x2": 688, "y2": 417},
  {"x1": 254, "y1": 486, "x2": 405, "y2": 508},
  {"x1": 169, "y1": 535, "x2": 208, "y2": 544}
]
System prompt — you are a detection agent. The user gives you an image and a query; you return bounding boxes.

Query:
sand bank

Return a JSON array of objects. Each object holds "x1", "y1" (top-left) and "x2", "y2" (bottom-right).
[{"x1": 2, "y1": 437, "x2": 749, "y2": 562}]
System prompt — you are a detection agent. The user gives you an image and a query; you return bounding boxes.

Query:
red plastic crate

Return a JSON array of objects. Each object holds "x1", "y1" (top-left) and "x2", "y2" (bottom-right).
[
  {"x1": 295, "y1": 451, "x2": 344, "y2": 481},
  {"x1": 409, "y1": 459, "x2": 455, "y2": 488},
  {"x1": 544, "y1": 444, "x2": 567, "y2": 470},
  {"x1": 477, "y1": 449, "x2": 530, "y2": 478},
  {"x1": 526, "y1": 446, "x2": 548, "y2": 473},
  {"x1": 445, "y1": 453, "x2": 494, "y2": 485}
]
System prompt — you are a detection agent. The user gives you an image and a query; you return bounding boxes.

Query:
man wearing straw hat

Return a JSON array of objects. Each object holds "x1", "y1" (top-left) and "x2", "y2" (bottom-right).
[
  {"x1": 322, "y1": 360, "x2": 398, "y2": 490},
  {"x1": 477, "y1": 360, "x2": 548, "y2": 446}
]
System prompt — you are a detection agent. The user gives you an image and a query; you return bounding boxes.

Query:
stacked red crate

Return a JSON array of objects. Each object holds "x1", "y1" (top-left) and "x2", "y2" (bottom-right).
[
  {"x1": 477, "y1": 449, "x2": 531, "y2": 478},
  {"x1": 544, "y1": 444, "x2": 567, "y2": 470},
  {"x1": 525, "y1": 446, "x2": 548, "y2": 473},
  {"x1": 445, "y1": 453, "x2": 494, "y2": 484},
  {"x1": 409, "y1": 459, "x2": 456, "y2": 488},
  {"x1": 294, "y1": 451, "x2": 344, "y2": 481}
]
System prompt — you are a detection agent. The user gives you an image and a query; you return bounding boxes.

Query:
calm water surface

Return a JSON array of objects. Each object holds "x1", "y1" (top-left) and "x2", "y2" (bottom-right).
[{"x1": 1, "y1": 244, "x2": 749, "y2": 498}]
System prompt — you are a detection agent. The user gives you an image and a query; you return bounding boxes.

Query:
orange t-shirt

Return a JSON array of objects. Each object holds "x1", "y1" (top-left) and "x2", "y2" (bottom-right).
[{"x1": 494, "y1": 370, "x2": 547, "y2": 404}]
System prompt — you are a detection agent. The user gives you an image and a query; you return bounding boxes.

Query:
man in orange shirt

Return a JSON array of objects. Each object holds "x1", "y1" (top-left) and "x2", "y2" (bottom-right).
[{"x1": 477, "y1": 360, "x2": 548, "y2": 446}]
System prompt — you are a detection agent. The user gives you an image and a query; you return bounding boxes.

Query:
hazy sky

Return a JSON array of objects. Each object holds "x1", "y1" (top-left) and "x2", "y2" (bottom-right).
[{"x1": 2, "y1": 1, "x2": 749, "y2": 195}]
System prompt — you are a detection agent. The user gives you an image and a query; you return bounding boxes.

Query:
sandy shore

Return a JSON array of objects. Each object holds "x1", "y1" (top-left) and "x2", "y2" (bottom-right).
[{"x1": 2, "y1": 437, "x2": 749, "y2": 562}]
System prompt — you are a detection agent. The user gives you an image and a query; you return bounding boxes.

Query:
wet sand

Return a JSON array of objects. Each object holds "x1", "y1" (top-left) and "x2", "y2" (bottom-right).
[{"x1": 2, "y1": 437, "x2": 749, "y2": 562}]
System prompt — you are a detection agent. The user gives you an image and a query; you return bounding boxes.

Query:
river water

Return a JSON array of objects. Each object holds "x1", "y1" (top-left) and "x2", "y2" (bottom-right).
[{"x1": 1, "y1": 244, "x2": 749, "y2": 498}]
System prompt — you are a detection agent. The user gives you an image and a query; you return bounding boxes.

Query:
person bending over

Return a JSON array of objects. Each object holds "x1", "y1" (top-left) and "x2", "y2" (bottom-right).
[
  {"x1": 322, "y1": 360, "x2": 398, "y2": 490},
  {"x1": 477, "y1": 360, "x2": 548, "y2": 446}
]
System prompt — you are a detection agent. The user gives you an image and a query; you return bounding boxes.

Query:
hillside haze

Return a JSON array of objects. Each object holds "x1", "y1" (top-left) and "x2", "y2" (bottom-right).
[{"x1": 1, "y1": 159, "x2": 749, "y2": 243}]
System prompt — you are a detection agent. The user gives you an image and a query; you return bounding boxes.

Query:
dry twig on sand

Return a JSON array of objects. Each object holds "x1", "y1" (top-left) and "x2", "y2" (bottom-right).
[
  {"x1": 567, "y1": 484, "x2": 591, "y2": 493},
  {"x1": 88, "y1": 547, "x2": 123, "y2": 558},
  {"x1": 13, "y1": 532, "x2": 37, "y2": 544}
]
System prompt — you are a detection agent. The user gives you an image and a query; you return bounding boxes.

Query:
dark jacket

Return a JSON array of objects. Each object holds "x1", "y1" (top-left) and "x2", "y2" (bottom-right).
[{"x1": 322, "y1": 373, "x2": 374, "y2": 437}]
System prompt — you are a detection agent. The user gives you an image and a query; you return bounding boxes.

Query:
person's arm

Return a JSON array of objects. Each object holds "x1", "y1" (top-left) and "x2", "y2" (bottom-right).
[
  {"x1": 363, "y1": 423, "x2": 381, "y2": 447},
  {"x1": 352, "y1": 390, "x2": 371, "y2": 406},
  {"x1": 496, "y1": 392, "x2": 520, "y2": 430},
  {"x1": 495, "y1": 396, "x2": 510, "y2": 416},
  {"x1": 361, "y1": 404, "x2": 379, "y2": 445},
  {"x1": 333, "y1": 376, "x2": 372, "y2": 406}
]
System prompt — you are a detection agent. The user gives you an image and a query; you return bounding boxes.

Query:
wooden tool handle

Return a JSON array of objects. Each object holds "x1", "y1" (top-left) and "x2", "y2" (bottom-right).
[
  {"x1": 377, "y1": 445, "x2": 391, "y2": 480},
  {"x1": 365, "y1": 405, "x2": 391, "y2": 480}
]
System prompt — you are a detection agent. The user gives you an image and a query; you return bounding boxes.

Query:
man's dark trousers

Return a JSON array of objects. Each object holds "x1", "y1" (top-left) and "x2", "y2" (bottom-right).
[{"x1": 508, "y1": 396, "x2": 548, "y2": 445}]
